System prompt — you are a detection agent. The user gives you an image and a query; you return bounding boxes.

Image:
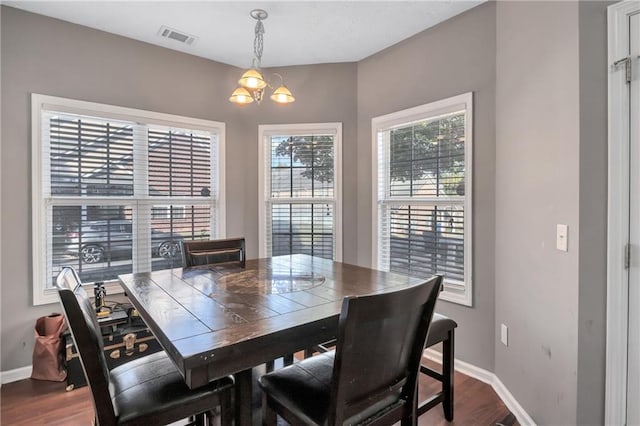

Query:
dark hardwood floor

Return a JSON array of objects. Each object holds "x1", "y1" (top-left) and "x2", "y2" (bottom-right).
[{"x1": 1, "y1": 357, "x2": 518, "y2": 425}]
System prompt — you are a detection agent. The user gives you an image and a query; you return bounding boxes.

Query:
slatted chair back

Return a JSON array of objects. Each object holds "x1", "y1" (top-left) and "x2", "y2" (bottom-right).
[
  {"x1": 55, "y1": 267, "x2": 117, "y2": 424},
  {"x1": 182, "y1": 238, "x2": 246, "y2": 268}
]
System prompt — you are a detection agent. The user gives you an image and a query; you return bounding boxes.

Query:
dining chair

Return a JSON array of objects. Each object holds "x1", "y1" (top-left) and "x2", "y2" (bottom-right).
[
  {"x1": 304, "y1": 314, "x2": 458, "y2": 421},
  {"x1": 182, "y1": 237, "x2": 246, "y2": 268},
  {"x1": 55, "y1": 266, "x2": 234, "y2": 426},
  {"x1": 258, "y1": 274, "x2": 443, "y2": 426}
]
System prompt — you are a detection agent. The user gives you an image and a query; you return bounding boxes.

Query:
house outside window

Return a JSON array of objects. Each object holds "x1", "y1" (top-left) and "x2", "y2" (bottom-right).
[
  {"x1": 32, "y1": 94, "x2": 225, "y2": 305},
  {"x1": 372, "y1": 93, "x2": 473, "y2": 306},
  {"x1": 258, "y1": 123, "x2": 342, "y2": 261}
]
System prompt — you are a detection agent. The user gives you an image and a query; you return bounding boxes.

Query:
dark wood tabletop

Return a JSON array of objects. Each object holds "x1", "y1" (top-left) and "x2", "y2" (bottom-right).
[{"x1": 118, "y1": 254, "x2": 423, "y2": 425}]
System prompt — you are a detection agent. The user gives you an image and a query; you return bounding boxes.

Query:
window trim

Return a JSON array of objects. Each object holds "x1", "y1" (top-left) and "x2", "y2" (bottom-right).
[
  {"x1": 258, "y1": 123, "x2": 343, "y2": 261},
  {"x1": 31, "y1": 94, "x2": 226, "y2": 305},
  {"x1": 371, "y1": 92, "x2": 473, "y2": 306}
]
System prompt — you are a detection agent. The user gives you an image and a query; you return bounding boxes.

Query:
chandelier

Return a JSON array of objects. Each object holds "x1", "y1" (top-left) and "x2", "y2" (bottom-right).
[{"x1": 229, "y1": 9, "x2": 295, "y2": 106}]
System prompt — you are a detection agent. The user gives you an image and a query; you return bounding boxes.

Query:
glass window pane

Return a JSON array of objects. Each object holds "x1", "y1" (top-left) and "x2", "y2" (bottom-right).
[
  {"x1": 150, "y1": 205, "x2": 211, "y2": 271},
  {"x1": 388, "y1": 205, "x2": 464, "y2": 282},
  {"x1": 148, "y1": 128, "x2": 212, "y2": 197},
  {"x1": 270, "y1": 203, "x2": 334, "y2": 260},
  {"x1": 269, "y1": 135, "x2": 334, "y2": 198},
  {"x1": 50, "y1": 205, "x2": 134, "y2": 287},
  {"x1": 388, "y1": 111, "x2": 465, "y2": 198},
  {"x1": 49, "y1": 115, "x2": 134, "y2": 196}
]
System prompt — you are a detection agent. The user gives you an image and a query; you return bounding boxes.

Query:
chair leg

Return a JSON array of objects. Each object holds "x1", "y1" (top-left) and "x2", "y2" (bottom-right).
[
  {"x1": 235, "y1": 369, "x2": 253, "y2": 426},
  {"x1": 283, "y1": 353, "x2": 294, "y2": 366},
  {"x1": 194, "y1": 412, "x2": 206, "y2": 426},
  {"x1": 266, "y1": 359, "x2": 275, "y2": 372},
  {"x1": 217, "y1": 388, "x2": 233, "y2": 426},
  {"x1": 442, "y1": 329, "x2": 455, "y2": 421},
  {"x1": 262, "y1": 394, "x2": 277, "y2": 426},
  {"x1": 206, "y1": 411, "x2": 215, "y2": 426}
]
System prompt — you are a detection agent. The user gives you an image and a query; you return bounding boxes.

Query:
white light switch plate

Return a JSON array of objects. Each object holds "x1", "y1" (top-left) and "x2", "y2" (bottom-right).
[
  {"x1": 501, "y1": 324, "x2": 508, "y2": 346},
  {"x1": 557, "y1": 224, "x2": 568, "y2": 251}
]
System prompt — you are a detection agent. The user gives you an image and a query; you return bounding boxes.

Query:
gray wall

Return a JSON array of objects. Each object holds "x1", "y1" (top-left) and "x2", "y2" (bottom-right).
[
  {"x1": 356, "y1": 2, "x2": 497, "y2": 371},
  {"x1": 577, "y1": 2, "x2": 611, "y2": 424},
  {"x1": 493, "y1": 2, "x2": 610, "y2": 423},
  {"x1": 0, "y1": 6, "x2": 357, "y2": 371},
  {"x1": 495, "y1": 1, "x2": 582, "y2": 424}
]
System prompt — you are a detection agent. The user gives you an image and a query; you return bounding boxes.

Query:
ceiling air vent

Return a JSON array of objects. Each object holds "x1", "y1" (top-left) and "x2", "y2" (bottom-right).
[{"x1": 158, "y1": 25, "x2": 198, "y2": 46}]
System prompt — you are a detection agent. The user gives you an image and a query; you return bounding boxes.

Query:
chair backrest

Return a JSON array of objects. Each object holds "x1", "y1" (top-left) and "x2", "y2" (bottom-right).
[
  {"x1": 55, "y1": 267, "x2": 117, "y2": 424},
  {"x1": 329, "y1": 275, "x2": 443, "y2": 425},
  {"x1": 182, "y1": 237, "x2": 246, "y2": 268}
]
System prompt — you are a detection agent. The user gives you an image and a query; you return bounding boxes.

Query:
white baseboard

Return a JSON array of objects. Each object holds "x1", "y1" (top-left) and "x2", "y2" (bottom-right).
[
  {"x1": 424, "y1": 348, "x2": 536, "y2": 426},
  {"x1": 1, "y1": 365, "x2": 32, "y2": 384}
]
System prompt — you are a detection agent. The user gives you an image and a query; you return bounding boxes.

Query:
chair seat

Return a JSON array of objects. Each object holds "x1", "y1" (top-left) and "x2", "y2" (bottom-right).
[
  {"x1": 110, "y1": 351, "x2": 234, "y2": 425},
  {"x1": 259, "y1": 352, "x2": 405, "y2": 426},
  {"x1": 259, "y1": 352, "x2": 333, "y2": 425},
  {"x1": 425, "y1": 313, "x2": 457, "y2": 347}
]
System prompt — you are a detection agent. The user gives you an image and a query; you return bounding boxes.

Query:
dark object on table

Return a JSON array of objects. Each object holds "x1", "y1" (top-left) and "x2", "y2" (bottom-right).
[
  {"x1": 182, "y1": 238, "x2": 246, "y2": 268},
  {"x1": 55, "y1": 266, "x2": 234, "y2": 426},
  {"x1": 258, "y1": 274, "x2": 442, "y2": 425},
  {"x1": 94, "y1": 281, "x2": 106, "y2": 312}
]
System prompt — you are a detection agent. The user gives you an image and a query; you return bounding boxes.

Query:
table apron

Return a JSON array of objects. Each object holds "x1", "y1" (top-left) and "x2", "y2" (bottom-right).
[{"x1": 183, "y1": 317, "x2": 338, "y2": 389}]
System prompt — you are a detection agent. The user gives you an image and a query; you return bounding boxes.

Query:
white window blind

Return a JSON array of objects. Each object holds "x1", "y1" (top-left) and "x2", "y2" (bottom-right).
[
  {"x1": 372, "y1": 93, "x2": 472, "y2": 306},
  {"x1": 258, "y1": 124, "x2": 342, "y2": 261},
  {"x1": 32, "y1": 94, "x2": 225, "y2": 305}
]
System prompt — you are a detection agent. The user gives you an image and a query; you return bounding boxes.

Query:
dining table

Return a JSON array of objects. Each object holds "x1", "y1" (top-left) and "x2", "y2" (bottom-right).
[{"x1": 118, "y1": 254, "x2": 423, "y2": 425}]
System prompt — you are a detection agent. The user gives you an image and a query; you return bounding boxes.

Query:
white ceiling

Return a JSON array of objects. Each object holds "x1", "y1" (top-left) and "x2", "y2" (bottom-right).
[{"x1": 5, "y1": 1, "x2": 484, "y2": 68}]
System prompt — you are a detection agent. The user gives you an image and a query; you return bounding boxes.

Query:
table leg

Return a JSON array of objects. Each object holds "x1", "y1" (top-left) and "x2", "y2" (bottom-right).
[{"x1": 235, "y1": 368, "x2": 253, "y2": 426}]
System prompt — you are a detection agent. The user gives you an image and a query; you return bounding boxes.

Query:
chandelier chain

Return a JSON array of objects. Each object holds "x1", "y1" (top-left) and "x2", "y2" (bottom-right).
[{"x1": 253, "y1": 19, "x2": 264, "y2": 67}]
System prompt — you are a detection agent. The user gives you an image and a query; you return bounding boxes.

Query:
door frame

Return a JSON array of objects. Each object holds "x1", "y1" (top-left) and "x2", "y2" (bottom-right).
[{"x1": 606, "y1": 1, "x2": 639, "y2": 424}]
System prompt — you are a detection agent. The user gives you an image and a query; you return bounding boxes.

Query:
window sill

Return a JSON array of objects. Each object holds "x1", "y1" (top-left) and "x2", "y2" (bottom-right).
[{"x1": 439, "y1": 281, "x2": 472, "y2": 306}]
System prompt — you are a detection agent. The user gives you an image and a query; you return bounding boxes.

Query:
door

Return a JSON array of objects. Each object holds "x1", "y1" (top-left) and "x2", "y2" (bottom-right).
[
  {"x1": 628, "y1": 10, "x2": 639, "y2": 426},
  {"x1": 608, "y1": 3, "x2": 640, "y2": 424}
]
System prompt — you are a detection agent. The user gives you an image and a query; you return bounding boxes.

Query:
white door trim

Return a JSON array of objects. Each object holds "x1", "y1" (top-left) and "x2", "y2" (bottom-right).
[{"x1": 606, "y1": 2, "x2": 639, "y2": 424}]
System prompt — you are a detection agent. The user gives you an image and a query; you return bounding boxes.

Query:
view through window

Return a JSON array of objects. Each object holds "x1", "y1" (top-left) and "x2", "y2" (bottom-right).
[
  {"x1": 259, "y1": 124, "x2": 342, "y2": 261},
  {"x1": 33, "y1": 95, "x2": 224, "y2": 304},
  {"x1": 373, "y1": 93, "x2": 472, "y2": 305}
]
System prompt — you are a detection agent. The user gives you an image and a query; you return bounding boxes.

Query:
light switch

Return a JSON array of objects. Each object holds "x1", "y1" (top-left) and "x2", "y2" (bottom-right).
[
  {"x1": 557, "y1": 224, "x2": 568, "y2": 252},
  {"x1": 501, "y1": 324, "x2": 508, "y2": 346}
]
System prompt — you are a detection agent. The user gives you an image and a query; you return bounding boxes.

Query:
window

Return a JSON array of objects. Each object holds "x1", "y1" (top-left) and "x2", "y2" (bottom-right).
[
  {"x1": 258, "y1": 123, "x2": 342, "y2": 261},
  {"x1": 32, "y1": 94, "x2": 225, "y2": 305},
  {"x1": 372, "y1": 93, "x2": 472, "y2": 305}
]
